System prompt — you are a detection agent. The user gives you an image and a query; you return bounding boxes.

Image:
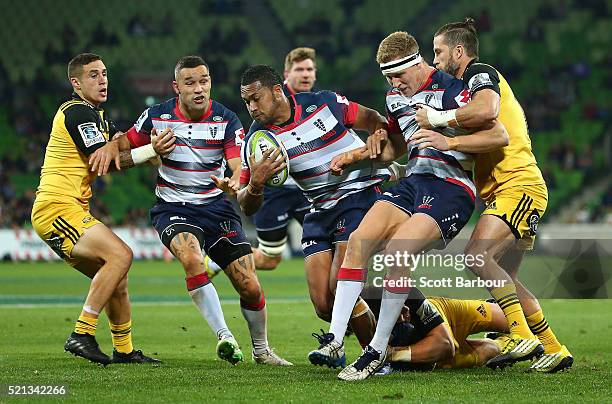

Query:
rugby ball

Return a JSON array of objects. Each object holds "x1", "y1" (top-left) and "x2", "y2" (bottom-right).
[{"x1": 247, "y1": 130, "x2": 290, "y2": 187}]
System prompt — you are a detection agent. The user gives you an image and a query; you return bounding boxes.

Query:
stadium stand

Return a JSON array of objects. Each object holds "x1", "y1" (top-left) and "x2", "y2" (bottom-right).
[{"x1": 0, "y1": 0, "x2": 609, "y2": 228}]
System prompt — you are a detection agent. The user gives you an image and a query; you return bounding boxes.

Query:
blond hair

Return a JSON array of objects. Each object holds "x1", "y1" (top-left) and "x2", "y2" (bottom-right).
[
  {"x1": 376, "y1": 32, "x2": 419, "y2": 64},
  {"x1": 284, "y1": 47, "x2": 316, "y2": 71}
]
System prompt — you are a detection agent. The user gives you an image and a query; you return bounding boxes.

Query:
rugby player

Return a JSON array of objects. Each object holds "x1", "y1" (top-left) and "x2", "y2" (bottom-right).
[
  {"x1": 205, "y1": 47, "x2": 315, "y2": 276},
  {"x1": 414, "y1": 18, "x2": 571, "y2": 372},
  {"x1": 31, "y1": 53, "x2": 169, "y2": 365},
  {"x1": 122, "y1": 56, "x2": 291, "y2": 366},
  {"x1": 231, "y1": 64, "x2": 391, "y2": 350},
  {"x1": 363, "y1": 289, "x2": 510, "y2": 371},
  {"x1": 308, "y1": 32, "x2": 509, "y2": 380}
]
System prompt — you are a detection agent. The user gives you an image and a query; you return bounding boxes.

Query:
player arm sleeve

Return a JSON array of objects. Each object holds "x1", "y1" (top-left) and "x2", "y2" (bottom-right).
[
  {"x1": 404, "y1": 289, "x2": 445, "y2": 344},
  {"x1": 224, "y1": 113, "x2": 244, "y2": 160},
  {"x1": 463, "y1": 64, "x2": 500, "y2": 96},
  {"x1": 64, "y1": 104, "x2": 108, "y2": 156},
  {"x1": 126, "y1": 108, "x2": 154, "y2": 148}
]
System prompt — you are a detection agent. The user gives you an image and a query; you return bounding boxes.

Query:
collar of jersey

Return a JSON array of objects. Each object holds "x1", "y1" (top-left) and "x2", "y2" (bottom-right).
[
  {"x1": 173, "y1": 97, "x2": 213, "y2": 122},
  {"x1": 71, "y1": 92, "x2": 102, "y2": 111}
]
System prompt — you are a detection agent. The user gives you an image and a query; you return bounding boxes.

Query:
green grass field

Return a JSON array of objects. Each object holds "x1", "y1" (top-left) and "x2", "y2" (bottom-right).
[{"x1": 1, "y1": 259, "x2": 610, "y2": 403}]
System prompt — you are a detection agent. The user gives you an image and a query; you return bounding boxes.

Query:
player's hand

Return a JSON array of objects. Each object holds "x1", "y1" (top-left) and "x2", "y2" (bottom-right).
[
  {"x1": 409, "y1": 129, "x2": 451, "y2": 151},
  {"x1": 330, "y1": 148, "x2": 365, "y2": 176},
  {"x1": 248, "y1": 148, "x2": 287, "y2": 188},
  {"x1": 415, "y1": 104, "x2": 434, "y2": 129},
  {"x1": 366, "y1": 128, "x2": 389, "y2": 159},
  {"x1": 89, "y1": 140, "x2": 120, "y2": 176},
  {"x1": 211, "y1": 175, "x2": 240, "y2": 197},
  {"x1": 151, "y1": 128, "x2": 176, "y2": 157}
]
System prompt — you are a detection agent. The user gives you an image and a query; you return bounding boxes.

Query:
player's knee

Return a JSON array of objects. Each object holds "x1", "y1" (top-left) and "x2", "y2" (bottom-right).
[
  {"x1": 238, "y1": 281, "x2": 263, "y2": 306},
  {"x1": 179, "y1": 251, "x2": 204, "y2": 277},
  {"x1": 255, "y1": 252, "x2": 282, "y2": 270},
  {"x1": 107, "y1": 243, "x2": 133, "y2": 272}
]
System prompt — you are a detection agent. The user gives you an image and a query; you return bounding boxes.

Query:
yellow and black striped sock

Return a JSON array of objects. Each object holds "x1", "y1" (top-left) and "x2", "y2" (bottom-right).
[
  {"x1": 526, "y1": 310, "x2": 562, "y2": 354},
  {"x1": 75, "y1": 315, "x2": 98, "y2": 336},
  {"x1": 109, "y1": 320, "x2": 133, "y2": 354},
  {"x1": 491, "y1": 284, "x2": 533, "y2": 339}
]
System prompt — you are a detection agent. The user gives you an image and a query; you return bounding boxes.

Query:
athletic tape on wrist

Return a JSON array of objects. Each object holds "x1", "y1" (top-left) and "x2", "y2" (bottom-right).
[
  {"x1": 427, "y1": 108, "x2": 457, "y2": 128},
  {"x1": 130, "y1": 143, "x2": 157, "y2": 165}
]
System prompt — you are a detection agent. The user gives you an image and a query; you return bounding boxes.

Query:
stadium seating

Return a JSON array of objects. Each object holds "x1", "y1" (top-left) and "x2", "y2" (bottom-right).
[{"x1": 0, "y1": 0, "x2": 609, "y2": 227}]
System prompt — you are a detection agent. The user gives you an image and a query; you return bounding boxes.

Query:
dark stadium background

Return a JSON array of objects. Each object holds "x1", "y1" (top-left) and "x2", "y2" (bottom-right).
[{"x1": 0, "y1": 0, "x2": 609, "y2": 231}]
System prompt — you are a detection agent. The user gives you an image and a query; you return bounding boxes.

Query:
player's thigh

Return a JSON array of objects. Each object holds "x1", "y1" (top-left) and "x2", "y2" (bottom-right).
[
  {"x1": 72, "y1": 223, "x2": 133, "y2": 276},
  {"x1": 465, "y1": 214, "x2": 516, "y2": 261},
  {"x1": 350, "y1": 201, "x2": 409, "y2": 251},
  {"x1": 384, "y1": 213, "x2": 442, "y2": 260},
  {"x1": 305, "y1": 250, "x2": 334, "y2": 316},
  {"x1": 168, "y1": 231, "x2": 205, "y2": 276}
]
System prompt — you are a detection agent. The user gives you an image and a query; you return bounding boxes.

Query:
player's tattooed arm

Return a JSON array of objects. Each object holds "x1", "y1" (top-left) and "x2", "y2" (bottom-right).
[{"x1": 89, "y1": 128, "x2": 175, "y2": 175}]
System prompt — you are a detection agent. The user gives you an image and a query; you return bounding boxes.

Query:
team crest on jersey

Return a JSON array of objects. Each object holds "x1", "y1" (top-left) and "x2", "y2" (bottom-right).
[
  {"x1": 209, "y1": 126, "x2": 218, "y2": 138},
  {"x1": 527, "y1": 209, "x2": 541, "y2": 235},
  {"x1": 78, "y1": 122, "x2": 105, "y2": 147},
  {"x1": 306, "y1": 105, "x2": 317, "y2": 113},
  {"x1": 213, "y1": 116, "x2": 223, "y2": 122},
  {"x1": 313, "y1": 118, "x2": 327, "y2": 132},
  {"x1": 220, "y1": 221, "x2": 237, "y2": 238},
  {"x1": 160, "y1": 114, "x2": 172, "y2": 120}
]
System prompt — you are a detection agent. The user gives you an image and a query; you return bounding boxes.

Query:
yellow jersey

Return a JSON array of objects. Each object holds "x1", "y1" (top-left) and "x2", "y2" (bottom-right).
[
  {"x1": 35, "y1": 93, "x2": 115, "y2": 207},
  {"x1": 463, "y1": 61, "x2": 545, "y2": 200}
]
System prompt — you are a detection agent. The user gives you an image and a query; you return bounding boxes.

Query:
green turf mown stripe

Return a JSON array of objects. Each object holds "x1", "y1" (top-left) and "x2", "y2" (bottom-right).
[{"x1": 0, "y1": 295, "x2": 310, "y2": 306}]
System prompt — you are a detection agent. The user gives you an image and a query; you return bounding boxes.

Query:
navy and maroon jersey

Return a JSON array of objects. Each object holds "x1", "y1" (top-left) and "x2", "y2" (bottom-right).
[{"x1": 127, "y1": 98, "x2": 244, "y2": 204}]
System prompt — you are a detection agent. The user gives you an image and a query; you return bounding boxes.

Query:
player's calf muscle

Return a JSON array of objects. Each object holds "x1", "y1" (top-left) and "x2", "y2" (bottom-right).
[{"x1": 226, "y1": 254, "x2": 262, "y2": 303}]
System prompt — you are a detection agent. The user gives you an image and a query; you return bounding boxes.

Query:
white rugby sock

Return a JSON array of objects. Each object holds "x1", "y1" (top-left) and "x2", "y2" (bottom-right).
[
  {"x1": 369, "y1": 288, "x2": 408, "y2": 354},
  {"x1": 240, "y1": 296, "x2": 268, "y2": 355},
  {"x1": 206, "y1": 256, "x2": 223, "y2": 274},
  {"x1": 329, "y1": 267, "x2": 367, "y2": 343},
  {"x1": 188, "y1": 281, "x2": 233, "y2": 340}
]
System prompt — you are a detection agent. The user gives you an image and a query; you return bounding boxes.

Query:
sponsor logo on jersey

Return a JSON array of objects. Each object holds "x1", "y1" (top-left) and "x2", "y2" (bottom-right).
[
  {"x1": 169, "y1": 216, "x2": 187, "y2": 221},
  {"x1": 160, "y1": 113, "x2": 172, "y2": 120},
  {"x1": 213, "y1": 115, "x2": 223, "y2": 122},
  {"x1": 78, "y1": 122, "x2": 105, "y2": 147},
  {"x1": 417, "y1": 195, "x2": 435, "y2": 209},
  {"x1": 302, "y1": 240, "x2": 317, "y2": 249},
  {"x1": 306, "y1": 105, "x2": 317, "y2": 113},
  {"x1": 476, "y1": 303, "x2": 487, "y2": 318}
]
